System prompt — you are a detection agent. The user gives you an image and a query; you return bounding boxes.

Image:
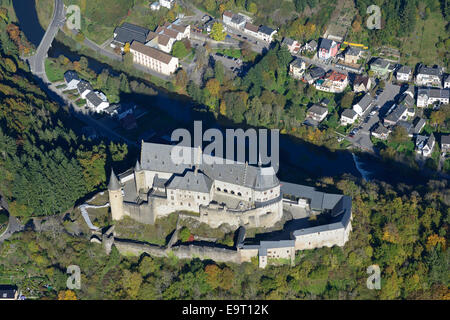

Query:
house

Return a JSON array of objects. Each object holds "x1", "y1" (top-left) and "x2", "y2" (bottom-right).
[
  {"x1": 353, "y1": 75, "x2": 371, "y2": 93},
  {"x1": 86, "y1": 91, "x2": 110, "y2": 112},
  {"x1": 201, "y1": 15, "x2": 212, "y2": 23},
  {"x1": 370, "y1": 58, "x2": 395, "y2": 78},
  {"x1": 412, "y1": 117, "x2": 426, "y2": 135},
  {"x1": 105, "y1": 102, "x2": 137, "y2": 120},
  {"x1": 396, "y1": 65, "x2": 412, "y2": 82},
  {"x1": 441, "y1": 135, "x2": 450, "y2": 154},
  {"x1": 443, "y1": 74, "x2": 450, "y2": 88},
  {"x1": 222, "y1": 11, "x2": 233, "y2": 25},
  {"x1": 320, "y1": 98, "x2": 330, "y2": 107},
  {"x1": 306, "y1": 104, "x2": 328, "y2": 122},
  {"x1": 371, "y1": 122, "x2": 390, "y2": 140},
  {"x1": 146, "y1": 20, "x2": 190, "y2": 53},
  {"x1": 416, "y1": 134, "x2": 435, "y2": 157},
  {"x1": 222, "y1": 11, "x2": 247, "y2": 29},
  {"x1": 150, "y1": 2, "x2": 160, "y2": 10},
  {"x1": 314, "y1": 70, "x2": 348, "y2": 93},
  {"x1": 257, "y1": 25, "x2": 277, "y2": 43},
  {"x1": 416, "y1": 88, "x2": 450, "y2": 107},
  {"x1": 76, "y1": 80, "x2": 93, "y2": 99},
  {"x1": 415, "y1": 65, "x2": 443, "y2": 87},
  {"x1": 318, "y1": 38, "x2": 339, "y2": 60},
  {"x1": 384, "y1": 105, "x2": 408, "y2": 126},
  {"x1": 398, "y1": 92, "x2": 415, "y2": 109},
  {"x1": 396, "y1": 120, "x2": 415, "y2": 137},
  {"x1": 282, "y1": 37, "x2": 301, "y2": 54},
  {"x1": 160, "y1": 0, "x2": 174, "y2": 9},
  {"x1": 344, "y1": 46, "x2": 361, "y2": 64},
  {"x1": 63, "y1": 70, "x2": 80, "y2": 90},
  {"x1": 130, "y1": 41, "x2": 179, "y2": 76},
  {"x1": 340, "y1": 109, "x2": 358, "y2": 126},
  {"x1": 111, "y1": 22, "x2": 150, "y2": 50},
  {"x1": 243, "y1": 22, "x2": 259, "y2": 38},
  {"x1": 352, "y1": 93, "x2": 373, "y2": 116},
  {"x1": 304, "y1": 39, "x2": 317, "y2": 52},
  {"x1": 0, "y1": 285, "x2": 18, "y2": 300},
  {"x1": 289, "y1": 58, "x2": 306, "y2": 80},
  {"x1": 304, "y1": 66, "x2": 325, "y2": 84}
]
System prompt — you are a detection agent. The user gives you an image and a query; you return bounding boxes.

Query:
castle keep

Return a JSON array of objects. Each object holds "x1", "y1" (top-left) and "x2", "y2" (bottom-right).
[{"x1": 108, "y1": 141, "x2": 352, "y2": 268}]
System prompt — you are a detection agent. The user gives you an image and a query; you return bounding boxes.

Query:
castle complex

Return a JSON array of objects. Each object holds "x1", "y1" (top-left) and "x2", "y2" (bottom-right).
[{"x1": 108, "y1": 141, "x2": 352, "y2": 268}]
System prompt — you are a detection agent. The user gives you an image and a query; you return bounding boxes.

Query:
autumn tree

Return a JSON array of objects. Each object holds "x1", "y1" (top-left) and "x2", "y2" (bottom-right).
[
  {"x1": 58, "y1": 290, "x2": 77, "y2": 300},
  {"x1": 206, "y1": 78, "x2": 220, "y2": 97},
  {"x1": 210, "y1": 22, "x2": 226, "y2": 41}
]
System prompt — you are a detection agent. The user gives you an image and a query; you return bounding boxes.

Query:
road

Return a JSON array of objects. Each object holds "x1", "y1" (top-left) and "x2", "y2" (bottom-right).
[
  {"x1": 28, "y1": 0, "x2": 65, "y2": 77},
  {"x1": 0, "y1": 197, "x2": 23, "y2": 243}
]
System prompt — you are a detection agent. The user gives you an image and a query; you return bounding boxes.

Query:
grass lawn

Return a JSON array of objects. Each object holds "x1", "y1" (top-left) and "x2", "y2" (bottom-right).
[
  {"x1": 45, "y1": 59, "x2": 65, "y2": 82},
  {"x1": 216, "y1": 48, "x2": 242, "y2": 59},
  {"x1": 399, "y1": 12, "x2": 448, "y2": 67},
  {"x1": 35, "y1": 0, "x2": 54, "y2": 29},
  {"x1": 114, "y1": 213, "x2": 178, "y2": 246}
]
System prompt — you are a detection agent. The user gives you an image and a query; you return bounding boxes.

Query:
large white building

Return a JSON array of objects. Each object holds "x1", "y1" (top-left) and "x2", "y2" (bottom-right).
[
  {"x1": 416, "y1": 88, "x2": 450, "y2": 107},
  {"x1": 415, "y1": 65, "x2": 443, "y2": 87},
  {"x1": 130, "y1": 41, "x2": 179, "y2": 76}
]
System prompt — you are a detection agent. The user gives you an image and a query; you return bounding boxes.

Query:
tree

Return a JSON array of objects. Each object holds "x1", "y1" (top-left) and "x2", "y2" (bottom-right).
[
  {"x1": 214, "y1": 60, "x2": 225, "y2": 84},
  {"x1": 175, "y1": 69, "x2": 188, "y2": 88},
  {"x1": 123, "y1": 52, "x2": 134, "y2": 69},
  {"x1": 206, "y1": 78, "x2": 220, "y2": 97},
  {"x1": 123, "y1": 42, "x2": 130, "y2": 53},
  {"x1": 58, "y1": 290, "x2": 77, "y2": 300},
  {"x1": 247, "y1": 2, "x2": 258, "y2": 14},
  {"x1": 210, "y1": 22, "x2": 226, "y2": 41},
  {"x1": 340, "y1": 92, "x2": 355, "y2": 108},
  {"x1": 172, "y1": 41, "x2": 189, "y2": 58},
  {"x1": 121, "y1": 270, "x2": 143, "y2": 299},
  {"x1": 390, "y1": 126, "x2": 409, "y2": 144}
]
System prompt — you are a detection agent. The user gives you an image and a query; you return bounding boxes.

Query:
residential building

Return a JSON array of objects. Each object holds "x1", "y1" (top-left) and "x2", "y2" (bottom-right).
[
  {"x1": 111, "y1": 23, "x2": 150, "y2": 50},
  {"x1": 340, "y1": 109, "x2": 358, "y2": 126},
  {"x1": 384, "y1": 105, "x2": 408, "y2": 126},
  {"x1": 257, "y1": 25, "x2": 277, "y2": 43},
  {"x1": 0, "y1": 285, "x2": 18, "y2": 300},
  {"x1": 150, "y1": 2, "x2": 160, "y2": 10},
  {"x1": 314, "y1": 70, "x2": 348, "y2": 93},
  {"x1": 130, "y1": 41, "x2": 179, "y2": 76},
  {"x1": 396, "y1": 120, "x2": 415, "y2": 137},
  {"x1": 318, "y1": 38, "x2": 339, "y2": 60},
  {"x1": 160, "y1": 0, "x2": 174, "y2": 9},
  {"x1": 371, "y1": 122, "x2": 390, "y2": 140},
  {"x1": 370, "y1": 58, "x2": 395, "y2": 78},
  {"x1": 415, "y1": 65, "x2": 443, "y2": 87},
  {"x1": 64, "y1": 70, "x2": 80, "y2": 90},
  {"x1": 243, "y1": 22, "x2": 259, "y2": 38},
  {"x1": 352, "y1": 93, "x2": 373, "y2": 116},
  {"x1": 86, "y1": 91, "x2": 110, "y2": 112},
  {"x1": 282, "y1": 37, "x2": 301, "y2": 54},
  {"x1": 306, "y1": 104, "x2": 329, "y2": 122},
  {"x1": 396, "y1": 65, "x2": 412, "y2": 82},
  {"x1": 444, "y1": 75, "x2": 450, "y2": 88},
  {"x1": 222, "y1": 11, "x2": 247, "y2": 29},
  {"x1": 441, "y1": 135, "x2": 450, "y2": 154},
  {"x1": 76, "y1": 80, "x2": 93, "y2": 99},
  {"x1": 343, "y1": 46, "x2": 361, "y2": 64},
  {"x1": 415, "y1": 134, "x2": 435, "y2": 157},
  {"x1": 289, "y1": 57, "x2": 306, "y2": 80},
  {"x1": 412, "y1": 117, "x2": 426, "y2": 135},
  {"x1": 105, "y1": 102, "x2": 137, "y2": 120},
  {"x1": 416, "y1": 88, "x2": 450, "y2": 107},
  {"x1": 353, "y1": 75, "x2": 371, "y2": 93},
  {"x1": 146, "y1": 20, "x2": 190, "y2": 53},
  {"x1": 222, "y1": 11, "x2": 233, "y2": 25},
  {"x1": 304, "y1": 39, "x2": 317, "y2": 52},
  {"x1": 304, "y1": 66, "x2": 325, "y2": 84}
]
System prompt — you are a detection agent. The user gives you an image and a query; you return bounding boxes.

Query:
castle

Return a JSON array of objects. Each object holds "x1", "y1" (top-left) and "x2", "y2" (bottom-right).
[{"x1": 108, "y1": 141, "x2": 352, "y2": 268}]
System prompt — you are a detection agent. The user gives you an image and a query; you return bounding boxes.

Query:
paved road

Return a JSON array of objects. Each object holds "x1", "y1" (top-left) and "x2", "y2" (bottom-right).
[{"x1": 28, "y1": 0, "x2": 65, "y2": 76}]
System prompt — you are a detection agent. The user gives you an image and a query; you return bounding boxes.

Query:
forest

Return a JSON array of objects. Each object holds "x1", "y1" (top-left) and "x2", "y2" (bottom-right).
[{"x1": 0, "y1": 10, "x2": 131, "y2": 220}]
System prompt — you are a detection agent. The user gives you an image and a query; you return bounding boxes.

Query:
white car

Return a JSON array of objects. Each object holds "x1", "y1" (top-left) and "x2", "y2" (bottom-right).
[{"x1": 370, "y1": 110, "x2": 376, "y2": 116}]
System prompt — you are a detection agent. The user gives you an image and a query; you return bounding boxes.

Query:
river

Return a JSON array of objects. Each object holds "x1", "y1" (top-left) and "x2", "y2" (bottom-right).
[{"x1": 12, "y1": 0, "x2": 435, "y2": 186}]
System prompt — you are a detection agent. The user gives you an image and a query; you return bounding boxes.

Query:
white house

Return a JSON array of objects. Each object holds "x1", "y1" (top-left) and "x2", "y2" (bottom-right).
[
  {"x1": 444, "y1": 75, "x2": 450, "y2": 88},
  {"x1": 257, "y1": 25, "x2": 277, "y2": 43},
  {"x1": 306, "y1": 104, "x2": 328, "y2": 123},
  {"x1": 150, "y1": 1, "x2": 160, "y2": 10},
  {"x1": 289, "y1": 58, "x2": 306, "y2": 80},
  {"x1": 282, "y1": 37, "x2": 301, "y2": 54},
  {"x1": 416, "y1": 88, "x2": 450, "y2": 107},
  {"x1": 76, "y1": 80, "x2": 93, "y2": 99},
  {"x1": 86, "y1": 91, "x2": 110, "y2": 112},
  {"x1": 340, "y1": 109, "x2": 358, "y2": 126},
  {"x1": 416, "y1": 134, "x2": 435, "y2": 157},
  {"x1": 160, "y1": 0, "x2": 174, "y2": 9},
  {"x1": 396, "y1": 65, "x2": 412, "y2": 82},
  {"x1": 352, "y1": 93, "x2": 373, "y2": 116},
  {"x1": 415, "y1": 65, "x2": 443, "y2": 87},
  {"x1": 130, "y1": 41, "x2": 179, "y2": 76},
  {"x1": 64, "y1": 70, "x2": 80, "y2": 90}
]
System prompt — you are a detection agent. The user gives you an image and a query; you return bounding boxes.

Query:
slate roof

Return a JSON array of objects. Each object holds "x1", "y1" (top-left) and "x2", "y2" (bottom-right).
[
  {"x1": 319, "y1": 38, "x2": 334, "y2": 50},
  {"x1": 353, "y1": 75, "x2": 370, "y2": 87},
  {"x1": 167, "y1": 169, "x2": 213, "y2": 193},
  {"x1": 108, "y1": 169, "x2": 121, "y2": 190},
  {"x1": 64, "y1": 70, "x2": 79, "y2": 83},
  {"x1": 397, "y1": 65, "x2": 412, "y2": 75},
  {"x1": 77, "y1": 80, "x2": 93, "y2": 94},
  {"x1": 290, "y1": 57, "x2": 305, "y2": 69},
  {"x1": 341, "y1": 109, "x2": 357, "y2": 119},
  {"x1": 398, "y1": 93, "x2": 415, "y2": 108},
  {"x1": 385, "y1": 105, "x2": 407, "y2": 123},
  {"x1": 231, "y1": 14, "x2": 246, "y2": 25},
  {"x1": 258, "y1": 25, "x2": 275, "y2": 36},
  {"x1": 280, "y1": 182, "x2": 343, "y2": 211},
  {"x1": 282, "y1": 37, "x2": 295, "y2": 46},
  {"x1": 86, "y1": 91, "x2": 103, "y2": 107},
  {"x1": 307, "y1": 104, "x2": 328, "y2": 116},
  {"x1": 114, "y1": 22, "x2": 150, "y2": 44},
  {"x1": 418, "y1": 88, "x2": 450, "y2": 99},
  {"x1": 417, "y1": 65, "x2": 443, "y2": 76},
  {"x1": 371, "y1": 58, "x2": 390, "y2": 69},
  {"x1": 306, "y1": 40, "x2": 317, "y2": 48},
  {"x1": 140, "y1": 142, "x2": 279, "y2": 191},
  {"x1": 258, "y1": 240, "x2": 295, "y2": 255},
  {"x1": 309, "y1": 66, "x2": 326, "y2": 79},
  {"x1": 441, "y1": 135, "x2": 450, "y2": 145},
  {"x1": 355, "y1": 93, "x2": 373, "y2": 112},
  {"x1": 346, "y1": 46, "x2": 360, "y2": 56},
  {"x1": 372, "y1": 122, "x2": 390, "y2": 135}
]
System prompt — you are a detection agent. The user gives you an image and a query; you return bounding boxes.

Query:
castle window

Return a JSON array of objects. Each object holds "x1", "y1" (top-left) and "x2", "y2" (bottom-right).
[
  {"x1": 231, "y1": 191, "x2": 235, "y2": 195},
  {"x1": 238, "y1": 192, "x2": 242, "y2": 196},
  {"x1": 171, "y1": 196, "x2": 174, "y2": 200},
  {"x1": 203, "y1": 196, "x2": 206, "y2": 200},
  {"x1": 224, "y1": 189, "x2": 228, "y2": 193},
  {"x1": 217, "y1": 187, "x2": 221, "y2": 191}
]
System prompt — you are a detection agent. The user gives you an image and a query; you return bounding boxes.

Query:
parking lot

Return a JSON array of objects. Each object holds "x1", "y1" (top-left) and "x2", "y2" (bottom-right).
[{"x1": 212, "y1": 52, "x2": 243, "y2": 74}]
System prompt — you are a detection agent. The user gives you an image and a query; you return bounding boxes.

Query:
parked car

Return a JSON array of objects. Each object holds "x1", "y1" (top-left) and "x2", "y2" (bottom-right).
[{"x1": 370, "y1": 110, "x2": 377, "y2": 116}]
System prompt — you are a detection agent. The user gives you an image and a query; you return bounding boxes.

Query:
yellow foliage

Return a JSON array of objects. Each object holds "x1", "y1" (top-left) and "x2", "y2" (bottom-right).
[
  {"x1": 426, "y1": 234, "x2": 446, "y2": 250},
  {"x1": 58, "y1": 290, "x2": 77, "y2": 300},
  {"x1": 123, "y1": 42, "x2": 130, "y2": 53}
]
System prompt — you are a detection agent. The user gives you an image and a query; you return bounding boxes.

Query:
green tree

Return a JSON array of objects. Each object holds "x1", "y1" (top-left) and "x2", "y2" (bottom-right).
[
  {"x1": 210, "y1": 22, "x2": 226, "y2": 41},
  {"x1": 172, "y1": 41, "x2": 189, "y2": 58}
]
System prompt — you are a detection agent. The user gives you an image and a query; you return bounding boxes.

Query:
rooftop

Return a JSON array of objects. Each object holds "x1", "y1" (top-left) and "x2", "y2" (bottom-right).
[
  {"x1": 114, "y1": 22, "x2": 150, "y2": 44},
  {"x1": 130, "y1": 41, "x2": 175, "y2": 64}
]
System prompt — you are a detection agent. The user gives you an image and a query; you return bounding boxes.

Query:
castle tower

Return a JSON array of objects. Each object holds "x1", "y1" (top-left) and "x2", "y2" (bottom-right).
[
  {"x1": 108, "y1": 169, "x2": 124, "y2": 221},
  {"x1": 134, "y1": 159, "x2": 146, "y2": 193}
]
